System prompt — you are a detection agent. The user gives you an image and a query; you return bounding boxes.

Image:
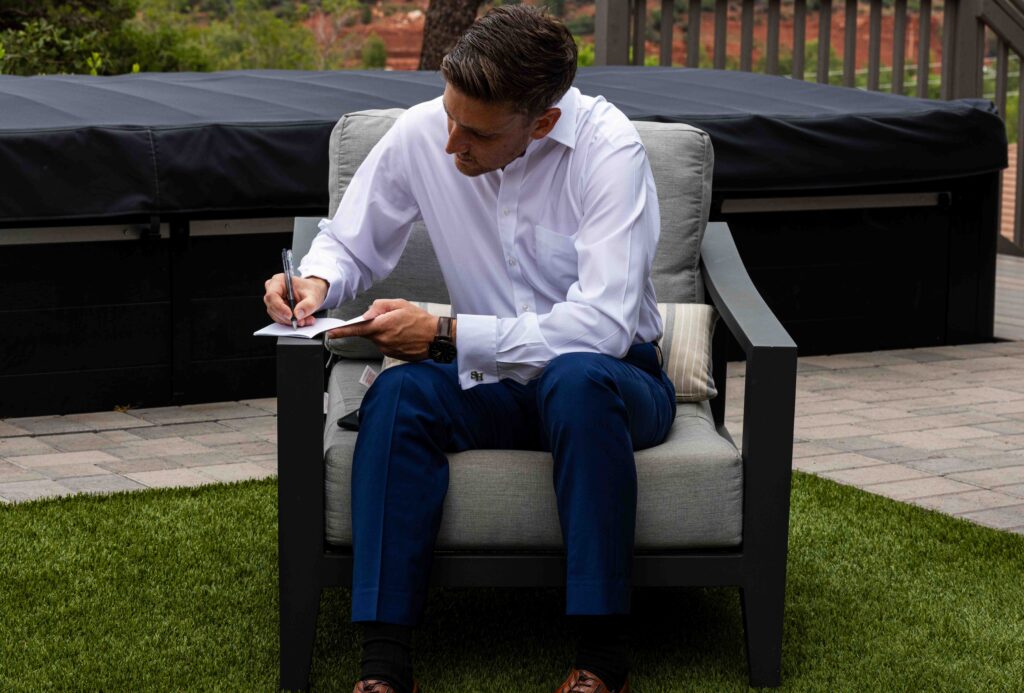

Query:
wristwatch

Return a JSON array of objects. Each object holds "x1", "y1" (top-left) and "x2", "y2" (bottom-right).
[{"x1": 429, "y1": 316, "x2": 457, "y2": 364}]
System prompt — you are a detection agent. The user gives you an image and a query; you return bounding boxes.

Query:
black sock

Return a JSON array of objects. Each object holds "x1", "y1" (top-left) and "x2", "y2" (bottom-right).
[
  {"x1": 360, "y1": 622, "x2": 414, "y2": 693},
  {"x1": 572, "y1": 615, "x2": 630, "y2": 692}
]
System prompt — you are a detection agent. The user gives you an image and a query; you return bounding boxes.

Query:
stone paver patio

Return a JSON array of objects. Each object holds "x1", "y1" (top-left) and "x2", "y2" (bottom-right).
[
  {"x1": 0, "y1": 400, "x2": 278, "y2": 503},
  {"x1": 2, "y1": 342, "x2": 1024, "y2": 536},
  {"x1": 727, "y1": 340, "x2": 1024, "y2": 535}
]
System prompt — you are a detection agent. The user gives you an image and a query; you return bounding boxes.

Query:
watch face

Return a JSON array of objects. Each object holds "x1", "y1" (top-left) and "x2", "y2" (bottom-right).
[{"x1": 430, "y1": 339, "x2": 457, "y2": 364}]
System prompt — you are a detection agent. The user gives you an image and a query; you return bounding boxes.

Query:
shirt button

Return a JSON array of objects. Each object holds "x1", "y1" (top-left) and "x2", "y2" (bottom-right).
[
  {"x1": 521, "y1": 304, "x2": 530, "y2": 312},
  {"x1": 508, "y1": 257, "x2": 517, "y2": 267},
  {"x1": 502, "y1": 208, "x2": 510, "y2": 216}
]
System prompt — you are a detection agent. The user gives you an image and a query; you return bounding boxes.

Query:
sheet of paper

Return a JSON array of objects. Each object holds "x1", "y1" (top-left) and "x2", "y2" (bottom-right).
[{"x1": 253, "y1": 315, "x2": 372, "y2": 338}]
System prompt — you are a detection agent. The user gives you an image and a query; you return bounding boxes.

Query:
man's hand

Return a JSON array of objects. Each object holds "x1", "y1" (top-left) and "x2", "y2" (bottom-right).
[
  {"x1": 327, "y1": 298, "x2": 439, "y2": 361},
  {"x1": 264, "y1": 273, "x2": 328, "y2": 327}
]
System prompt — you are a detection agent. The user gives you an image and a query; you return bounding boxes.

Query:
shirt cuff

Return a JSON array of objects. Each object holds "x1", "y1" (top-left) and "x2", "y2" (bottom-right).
[
  {"x1": 456, "y1": 313, "x2": 498, "y2": 389},
  {"x1": 299, "y1": 265, "x2": 343, "y2": 310}
]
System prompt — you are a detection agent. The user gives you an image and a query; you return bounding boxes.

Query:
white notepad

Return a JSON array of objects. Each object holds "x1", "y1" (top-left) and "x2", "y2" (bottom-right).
[{"x1": 253, "y1": 315, "x2": 372, "y2": 339}]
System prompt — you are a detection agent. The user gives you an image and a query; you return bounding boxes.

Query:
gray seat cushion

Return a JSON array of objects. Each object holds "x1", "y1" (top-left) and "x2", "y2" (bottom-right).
[{"x1": 323, "y1": 359, "x2": 742, "y2": 550}]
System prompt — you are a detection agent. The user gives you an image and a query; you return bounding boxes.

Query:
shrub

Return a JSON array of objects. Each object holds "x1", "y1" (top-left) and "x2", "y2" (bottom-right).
[
  {"x1": 361, "y1": 32, "x2": 387, "y2": 69},
  {"x1": 564, "y1": 14, "x2": 595, "y2": 36},
  {"x1": 0, "y1": 0, "x2": 139, "y2": 75},
  {"x1": 576, "y1": 38, "x2": 594, "y2": 67}
]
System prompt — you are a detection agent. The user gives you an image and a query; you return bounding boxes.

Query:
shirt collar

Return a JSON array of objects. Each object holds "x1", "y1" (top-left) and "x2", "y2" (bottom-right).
[{"x1": 544, "y1": 87, "x2": 578, "y2": 150}]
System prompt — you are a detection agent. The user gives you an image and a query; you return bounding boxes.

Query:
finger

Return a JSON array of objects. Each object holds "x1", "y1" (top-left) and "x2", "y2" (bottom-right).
[
  {"x1": 269, "y1": 304, "x2": 293, "y2": 325},
  {"x1": 291, "y1": 278, "x2": 325, "y2": 320},
  {"x1": 267, "y1": 294, "x2": 292, "y2": 322},
  {"x1": 328, "y1": 321, "x2": 378, "y2": 340},
  {"x1": 326, "y1": 325, "x2": 369, "y2": 340},
  {"x1": 265, "y1": 273, "x2": 285, "y2": 294},
  {"x1": 294, "y1": 295, "x2": 320, "y2": 321},
  {"x1": 363, "y1": 298, "x2": 407, "y2": 319}
]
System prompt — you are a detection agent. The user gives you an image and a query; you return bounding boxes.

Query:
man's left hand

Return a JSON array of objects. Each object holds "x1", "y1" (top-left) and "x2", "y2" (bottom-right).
[{"x1": 326, "y1": 298, "x2": 439, "y2": 361}]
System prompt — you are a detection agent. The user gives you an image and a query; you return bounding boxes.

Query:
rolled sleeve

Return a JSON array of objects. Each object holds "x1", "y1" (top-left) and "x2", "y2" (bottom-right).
[
  {"x1": 456, "y1": 313, "x2": 498, "y2": 389},
  {"x1": 298, "y1": 219, "x2": 347, "y2": 309}
]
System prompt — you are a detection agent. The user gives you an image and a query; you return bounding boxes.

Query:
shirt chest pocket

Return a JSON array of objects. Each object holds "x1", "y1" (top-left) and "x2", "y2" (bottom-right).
[{"x1": 531, "y1": 224, "x2": 579, "y2": 292}]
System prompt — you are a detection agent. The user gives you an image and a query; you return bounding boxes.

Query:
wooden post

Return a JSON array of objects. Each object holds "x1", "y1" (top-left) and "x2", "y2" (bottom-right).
[
  {"x1": 868, "y1": 0, "x2": 882, "y2": 90},
  {"x1": 767, "y1": 0, "x2": 781, "y2": 75},
  {"x1": 688, "y1": 0, "x2": 702, "y2": 67},
  {"x1": 632, "y1": 0, "x2": 647, "y2": 65},
  {"x1": 661, "y1": 0, "x2": 674, "y2": 66},
  {"x1": 793, "y1": 0, "x2": 807, "y2": 79},
  {"x1": 715, "y1": 0, "x2": 728, "y2": 69},
  {"x1": 949, "y1": 0, "x2": 985, "y2": 98},
  {"x1": 596, "y1": 0, "x2": 631, "y2": 65},
  {"x1": 844, "y1": 0, "x2": 858, "y2": 86},
  {"x1": 893, "y1": 0, "x2": 907, "y2": 94},
  {"x1": 996, "y1": 38, "x2": 1008, "y2": 231},
  {"x1": 817, "y1": 0, "x2": 833, "y2": 83},
  {"x1": 942, "y1": 0, "x2": 986, "y2": 99},
  {"x1": 917, "y1": 0, "x2": 932, "y2": 97},
  {"x1": 1018, "y1": 62, "x2": 1024, "y2": 246},
  {"x1": 741, "y1": 0, "x2": 754, "y2": 71}
]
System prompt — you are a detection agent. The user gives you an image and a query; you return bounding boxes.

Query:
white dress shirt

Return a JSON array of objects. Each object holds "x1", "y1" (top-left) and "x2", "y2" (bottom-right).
[{"x1": 300, "y1": 87, "x2": 663, "y2": 390}]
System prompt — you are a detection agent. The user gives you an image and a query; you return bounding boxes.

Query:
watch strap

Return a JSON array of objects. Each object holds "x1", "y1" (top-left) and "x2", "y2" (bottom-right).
[{"x1": 436, "y1": 316, "x2": 453, "y2": 340}]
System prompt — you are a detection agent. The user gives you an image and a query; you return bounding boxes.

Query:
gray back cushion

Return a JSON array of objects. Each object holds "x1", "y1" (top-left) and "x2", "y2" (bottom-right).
[
  {"x1": 636, "y1": 120, "x2": 714, "y2": 305},
  {"x1": 324, "y1": 108, "x2": 714, "y2": 357}
]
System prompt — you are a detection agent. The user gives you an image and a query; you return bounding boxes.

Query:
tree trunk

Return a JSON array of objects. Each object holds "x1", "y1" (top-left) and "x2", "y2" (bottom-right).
[{"x1": 418, "y1": 0, "x2": 486, "y2": 70}]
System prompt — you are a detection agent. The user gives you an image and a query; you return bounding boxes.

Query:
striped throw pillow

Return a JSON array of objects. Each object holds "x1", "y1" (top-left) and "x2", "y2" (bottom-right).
[{"x1": 657, "y1": 303, "x2": 718, "y2": 402}]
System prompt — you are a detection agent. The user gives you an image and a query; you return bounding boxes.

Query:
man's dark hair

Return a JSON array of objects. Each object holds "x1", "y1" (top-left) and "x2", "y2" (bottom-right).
[{"x1": 440, "y1": 5, "x2": 578, "y2": 117}]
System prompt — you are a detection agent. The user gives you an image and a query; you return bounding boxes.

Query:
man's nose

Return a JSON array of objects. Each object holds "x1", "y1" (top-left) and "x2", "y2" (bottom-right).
[{"x1": 445, "y1": 125, "x2": 469, "y2": 155}]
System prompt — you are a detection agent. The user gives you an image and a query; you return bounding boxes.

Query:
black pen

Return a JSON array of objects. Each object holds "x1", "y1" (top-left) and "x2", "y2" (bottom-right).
[{"x1": 281, "y1": 248, "x2": 298, "y2": 330}]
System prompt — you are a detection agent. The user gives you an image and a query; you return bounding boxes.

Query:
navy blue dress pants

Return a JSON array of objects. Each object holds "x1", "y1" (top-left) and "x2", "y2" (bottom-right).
[{"x1": 350, "y1": 343, "x2": 676, "y2": 625}]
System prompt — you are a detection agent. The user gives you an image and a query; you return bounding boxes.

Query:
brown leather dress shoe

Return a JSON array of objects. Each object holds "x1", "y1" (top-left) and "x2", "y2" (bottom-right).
[
  {"x1": 352, "y1": 679, "x2": 421, "y2": 693},
  {"x1": 554, "y1": 668, "x2": 630, "y2": 693}
]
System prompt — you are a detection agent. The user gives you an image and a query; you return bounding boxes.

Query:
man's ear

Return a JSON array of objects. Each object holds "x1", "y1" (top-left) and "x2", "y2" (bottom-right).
[{"x1": 529, "y1": 107, "x2": 561, "y2": 140}]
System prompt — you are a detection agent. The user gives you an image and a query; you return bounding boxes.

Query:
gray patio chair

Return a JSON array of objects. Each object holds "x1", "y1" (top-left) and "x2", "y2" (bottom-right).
[{"x1": 275, "y1": 110, "x2": 797, "y2": 690}]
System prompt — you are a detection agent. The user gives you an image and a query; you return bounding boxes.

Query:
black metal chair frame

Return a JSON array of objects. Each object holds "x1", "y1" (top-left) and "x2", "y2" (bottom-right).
[{"x1": 276, "y1": 220, "x2": 797, "y2": 690}]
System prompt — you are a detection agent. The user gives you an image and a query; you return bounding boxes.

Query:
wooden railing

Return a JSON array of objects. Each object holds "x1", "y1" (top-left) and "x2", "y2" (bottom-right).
[{"x1": 594, "y1": 0, "x2": 1024, "y2": 246}]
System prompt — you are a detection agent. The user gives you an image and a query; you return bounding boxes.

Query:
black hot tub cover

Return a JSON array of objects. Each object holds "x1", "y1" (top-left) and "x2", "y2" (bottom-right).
[{"x1": 0, "y1": 67, "x2": 1007, "y2": 224}]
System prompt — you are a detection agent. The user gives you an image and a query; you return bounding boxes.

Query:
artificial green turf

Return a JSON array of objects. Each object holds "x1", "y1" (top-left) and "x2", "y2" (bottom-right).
[{"x1": 0, "y1": 473, "x2": 1021, "y2": 691}]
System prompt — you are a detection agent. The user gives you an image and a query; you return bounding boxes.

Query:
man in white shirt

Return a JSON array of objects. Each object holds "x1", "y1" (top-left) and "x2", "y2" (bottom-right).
[{"x1": 264, "y1": 6, "x2": 674, "y2": 692}]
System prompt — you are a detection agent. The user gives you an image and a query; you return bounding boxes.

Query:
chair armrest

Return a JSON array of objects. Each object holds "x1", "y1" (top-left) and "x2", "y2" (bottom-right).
[
  {"x1": 700, "y1": 222, "x2": 796, "y2": 356},
  {"x1": 277, "y1": 337, "x2": 328, "y2": 559},
  {"x1": 700, "y1": 221, "x2": 797, "y2": 563}
]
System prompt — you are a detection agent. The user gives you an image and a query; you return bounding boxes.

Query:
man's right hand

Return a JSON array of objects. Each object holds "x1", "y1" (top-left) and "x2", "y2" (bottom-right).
[{"x1": 264, "y1": 273, "x2": 329, "y2": 327}]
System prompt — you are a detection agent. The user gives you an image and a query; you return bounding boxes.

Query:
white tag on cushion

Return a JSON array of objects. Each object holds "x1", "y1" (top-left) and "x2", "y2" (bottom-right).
[
  {"x1": 657, "y1": 303, "x2": 718, "y2": 402},
  {"x1": 359, "y1": 365, "x2": 379, "y2": 388}
]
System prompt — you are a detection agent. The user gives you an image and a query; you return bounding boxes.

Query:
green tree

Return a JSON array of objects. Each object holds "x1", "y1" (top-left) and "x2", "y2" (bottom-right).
[
  {"x1": 419, "y1": 0, "x2": 486, "y2": 70},
  {"x1": 126, "y1": 0, "x2": 214, "y2": 72},
  {"x1": 0, "y1": 0, "x2": 139, "y2": 75},
  {"x1": 307, "y1": 0, "x2": 363, "y2": 70}
]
